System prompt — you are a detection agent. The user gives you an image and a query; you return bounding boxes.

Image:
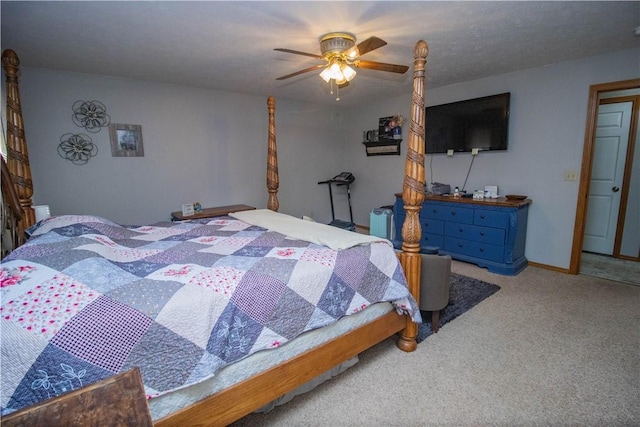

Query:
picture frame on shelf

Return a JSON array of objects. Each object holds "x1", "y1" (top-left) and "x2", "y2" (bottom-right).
[
  {"x1": 110, "y1": 123, "x2": 144, "y2": 157},
  {"x1": 378, "y1": 116, "x2": 394, "y2": 140}
]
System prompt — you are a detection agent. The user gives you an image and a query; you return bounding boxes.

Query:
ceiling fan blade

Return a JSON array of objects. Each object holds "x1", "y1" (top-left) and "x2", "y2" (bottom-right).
[
  {"x1": 354, "y1": 60, "x2": 409, "y2": 74},
  {"x1": 357, "y1": 36, "x2": 387, "y2": 55},
  {"x1": 345, "y1": 36, "x2": 387, "y2": 58},
  {"x1": 276, "y1": 64, "x2": 326, "y2": 80},
  {"x1": 274, "y1": 48, "x2": 324, "y2": 60}
]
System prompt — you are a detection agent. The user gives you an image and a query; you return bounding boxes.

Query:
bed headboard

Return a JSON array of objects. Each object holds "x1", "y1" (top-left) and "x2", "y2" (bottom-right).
[
  {"x1": 2, "y1": 49, "x2": 35, "y2": 241},
  {"x1": 1, "y1": 156, "x2": 24, "y2": 258}
]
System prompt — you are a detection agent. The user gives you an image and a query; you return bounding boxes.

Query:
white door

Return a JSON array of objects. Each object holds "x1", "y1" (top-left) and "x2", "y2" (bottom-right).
[{"x1": 583, "y1": 102, "x2": 632, "y2": 254}]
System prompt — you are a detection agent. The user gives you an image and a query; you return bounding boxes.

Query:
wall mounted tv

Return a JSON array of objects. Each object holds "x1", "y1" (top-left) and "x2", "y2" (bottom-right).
[{"x1": 425, "y1": 92, "x2": 510, "y2": 154}]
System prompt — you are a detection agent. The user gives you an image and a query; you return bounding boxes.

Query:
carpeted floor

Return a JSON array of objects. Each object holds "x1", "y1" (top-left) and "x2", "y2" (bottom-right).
[
  {"x1": 232, "y1": 260, "x2": 640, "y2": 426},
  {"x1": 417, "y1": 273, "x2": 500, "y2": 343}
]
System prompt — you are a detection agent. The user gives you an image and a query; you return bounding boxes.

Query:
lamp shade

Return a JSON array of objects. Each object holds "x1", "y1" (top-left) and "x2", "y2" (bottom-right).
[
  {"x1": 340, "y1": 63, "x2": 356, "y2": 81},
  {"x1": 319, "y1": 60, "x2": 356, "y2": 84}
]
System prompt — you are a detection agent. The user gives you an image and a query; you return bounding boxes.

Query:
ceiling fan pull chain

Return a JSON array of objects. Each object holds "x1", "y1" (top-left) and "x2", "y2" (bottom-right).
[{"x1": 335, "y1": 81, "x2": 340, "y2": 101}]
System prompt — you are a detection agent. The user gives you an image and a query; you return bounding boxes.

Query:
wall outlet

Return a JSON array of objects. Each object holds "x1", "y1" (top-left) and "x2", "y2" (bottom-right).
[
  {"x1": 471, "y1": 148, "x2": 479, "y2": 156},
  {"x1": 564, "y1": 170, "x2": 578, "y2": 181},
  {"x1": 447, "y1": 149, "x2": 454, "y2": 157}
]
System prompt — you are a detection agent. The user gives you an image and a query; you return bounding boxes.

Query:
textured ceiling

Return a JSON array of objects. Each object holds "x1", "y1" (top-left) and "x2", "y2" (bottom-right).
[{"x1": 2, "y1": 1, "x2": 639, "y2": 107}]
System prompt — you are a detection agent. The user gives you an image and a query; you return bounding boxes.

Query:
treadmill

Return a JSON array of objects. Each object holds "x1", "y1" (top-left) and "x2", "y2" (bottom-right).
[{"x1": 317, "y1": 172, "x2": 355, "y2": 231}]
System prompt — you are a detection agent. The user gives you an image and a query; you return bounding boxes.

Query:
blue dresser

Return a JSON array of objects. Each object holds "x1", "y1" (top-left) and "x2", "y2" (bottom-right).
[{"x1": 393, "y1": 194, "x2": 531, "y2": 275}]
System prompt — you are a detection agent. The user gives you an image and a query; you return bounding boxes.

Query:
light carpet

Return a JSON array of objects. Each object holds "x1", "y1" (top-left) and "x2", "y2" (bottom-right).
[{"x1": 232, "y1": 260, "x2": 640, "y2": 426}]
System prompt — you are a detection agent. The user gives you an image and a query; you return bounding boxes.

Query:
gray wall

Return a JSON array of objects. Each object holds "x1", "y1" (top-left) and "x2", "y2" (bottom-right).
[
  {"x1": 18, "y1": 69, "x2": 345, "y2": 224},
  {"x1": 13, "y1": 47, "x2": 640, "y2": 270},
  {"x1": 342, "y1": 47, "x2": 639, "y2": 269}
]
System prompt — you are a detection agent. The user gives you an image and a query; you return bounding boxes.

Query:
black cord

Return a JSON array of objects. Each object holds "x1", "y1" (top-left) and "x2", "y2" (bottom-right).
[
  {"x1": 462, "y1": 154, "x2": 476, "y2": 192},
  {"x1": 428, "y1": 154, "x2": 434, "y2": 192}
]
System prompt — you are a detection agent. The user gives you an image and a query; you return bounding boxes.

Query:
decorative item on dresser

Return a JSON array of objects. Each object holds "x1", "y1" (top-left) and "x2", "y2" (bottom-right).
[
  {"x1": 394, "y1": 194, "x2": 531, "y2": 275},
  {"x1": 1, "y1": 40, "x2": 429, "y2": 426}
]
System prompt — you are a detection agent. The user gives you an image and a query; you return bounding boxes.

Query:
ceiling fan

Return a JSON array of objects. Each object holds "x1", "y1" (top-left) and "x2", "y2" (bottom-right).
[{"x1": 275, "y1": 32, "x2": 409, "y2": 99}]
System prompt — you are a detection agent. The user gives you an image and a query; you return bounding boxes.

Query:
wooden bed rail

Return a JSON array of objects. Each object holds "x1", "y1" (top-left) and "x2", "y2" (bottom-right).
[{"x1": 2, "y1": 49, "x2": 35, "y2": 236}]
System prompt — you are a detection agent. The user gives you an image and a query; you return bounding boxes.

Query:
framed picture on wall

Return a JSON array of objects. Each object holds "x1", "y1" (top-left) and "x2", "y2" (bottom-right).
[{"x1": 109, "y1": 123, "x2": 144, "y2": 157}]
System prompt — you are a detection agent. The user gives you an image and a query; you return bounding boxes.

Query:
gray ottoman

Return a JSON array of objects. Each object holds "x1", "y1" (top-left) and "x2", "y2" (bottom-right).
[{"x1": 419, "y1": 248, "x2": 452, "y2": 332}]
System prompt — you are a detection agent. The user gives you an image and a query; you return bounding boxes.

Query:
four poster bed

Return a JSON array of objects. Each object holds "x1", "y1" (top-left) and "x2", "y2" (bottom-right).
[{"x1": 0, "y1": 40, "x2": 429, "y2": 426}]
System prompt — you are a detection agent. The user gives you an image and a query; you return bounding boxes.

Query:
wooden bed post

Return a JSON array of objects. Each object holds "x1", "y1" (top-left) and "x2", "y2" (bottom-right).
[
  {"x1": 397, "y1": 40, "x2": 428, "y2": 352},
  {"x1": 2, "y1": 49, "x2": 35, "y2": 236},
  {"x1": 266, "y1": 96, "x2": 279, "y2": 212}
]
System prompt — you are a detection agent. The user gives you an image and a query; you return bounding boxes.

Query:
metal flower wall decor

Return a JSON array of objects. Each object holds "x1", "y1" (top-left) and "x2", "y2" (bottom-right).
[
  {"x1": 72, "y1": 100, "x2": 111, "y2": 133},
  {"x1": 57, "y1": 133, "x2": 98, "y2": 165}
]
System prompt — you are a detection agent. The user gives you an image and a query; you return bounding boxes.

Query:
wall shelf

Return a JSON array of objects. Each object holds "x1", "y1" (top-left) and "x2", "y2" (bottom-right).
[{"x1": 362, "y1": 139, "x2": 402, "y2": 156}]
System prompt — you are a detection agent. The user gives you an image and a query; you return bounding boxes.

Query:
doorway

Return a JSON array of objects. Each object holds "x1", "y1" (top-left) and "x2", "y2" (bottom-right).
[
  {"x1": 570, "y1": 78, "x2": 640, "y2": 276},
  {"x1": 583, "y1": 100, "x2": 635, "y2": 255}
]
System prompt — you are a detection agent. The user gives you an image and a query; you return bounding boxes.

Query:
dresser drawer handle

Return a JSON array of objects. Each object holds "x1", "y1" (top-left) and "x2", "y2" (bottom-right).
[
  {"x1": 459, "y1": 228, "x2": 464, "y2": 233},
  {"x1": 458, "y1": 243, "x2": 464, "y2": 248},
  {"x1": 480, "y1": 215, "x2": 486, "y2": 219},
  {"x1": 480, "y1": 231, "x2": 485, "y2": 236},
  {"x1": 451, "y1": 211, "x2": 456, "y2": 216}
]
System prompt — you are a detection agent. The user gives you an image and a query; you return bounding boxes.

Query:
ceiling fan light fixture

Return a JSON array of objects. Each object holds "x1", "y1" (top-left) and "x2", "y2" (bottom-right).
[
  {"x1": 319, "y1": 60, "x2": 356, "y2": 83},
  {"x1": 276, "y1": 32, "x2": 405, "y2": 101},
  {"x1": 319, "y1": 67, "x2": 332, "y2": 83},
  {"x1": 319, "y1": 32, "x2": 356, "y2": 55},
  {"x1": 340, "y1": 63, "x2": 356, "y2": 82},
  {"x1": 319, "y1": 60, "x2": 346, "y2": 83}
]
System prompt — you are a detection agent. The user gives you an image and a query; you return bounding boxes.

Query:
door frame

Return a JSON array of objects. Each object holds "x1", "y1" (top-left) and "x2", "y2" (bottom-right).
[{"x1": 569, "y1": 78, "x2": 640, "y2": 274}]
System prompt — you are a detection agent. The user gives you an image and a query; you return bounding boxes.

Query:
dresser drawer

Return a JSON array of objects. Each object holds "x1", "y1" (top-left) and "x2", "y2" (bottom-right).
[
  {"x1": 444, "y1": 222, "x2": 505, "y2": 246},
  {"x1": 443, "y1": 206, "x2": 473, "y2": 224},
  {"x1": 421, "y1": 218, "x2": 444, "y2": 235},
  {"x1": 474, "y1": 209, "x2": 509, "y2": 229},
  {"x1": 421, "y1": 233, "x2": 444, "y2": 249},
  {"x1": 421, "y1": 204, "x2": 446, "y2": 220},
  {"x1": 444, "y1": 237, "x2": 505, "y2": 263}
]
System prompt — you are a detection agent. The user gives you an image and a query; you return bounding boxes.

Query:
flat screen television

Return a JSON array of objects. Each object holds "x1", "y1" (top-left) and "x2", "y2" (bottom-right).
[{"x1": 425, "y1": 92, "x2": 510, "y2": 154}]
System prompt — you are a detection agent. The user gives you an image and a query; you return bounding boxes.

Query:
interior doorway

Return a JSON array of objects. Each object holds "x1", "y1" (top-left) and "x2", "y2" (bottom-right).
[
  {"x1": 570, "y1": 78, "x2": 640, "y2": 275},
  {"x1": 583, "y1": 100, "x2": 634, "y2": 255}
]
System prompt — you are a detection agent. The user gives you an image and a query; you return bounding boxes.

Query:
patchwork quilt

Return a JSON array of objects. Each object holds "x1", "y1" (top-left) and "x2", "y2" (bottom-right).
[{"x1": 1, "y1": 214, "x2": 419, "y2": 415}]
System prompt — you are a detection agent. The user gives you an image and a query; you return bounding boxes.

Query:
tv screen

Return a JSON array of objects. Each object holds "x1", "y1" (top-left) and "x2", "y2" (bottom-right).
[{"x1": 425, "y1": 92, "x2": 510, "y2": 154}]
